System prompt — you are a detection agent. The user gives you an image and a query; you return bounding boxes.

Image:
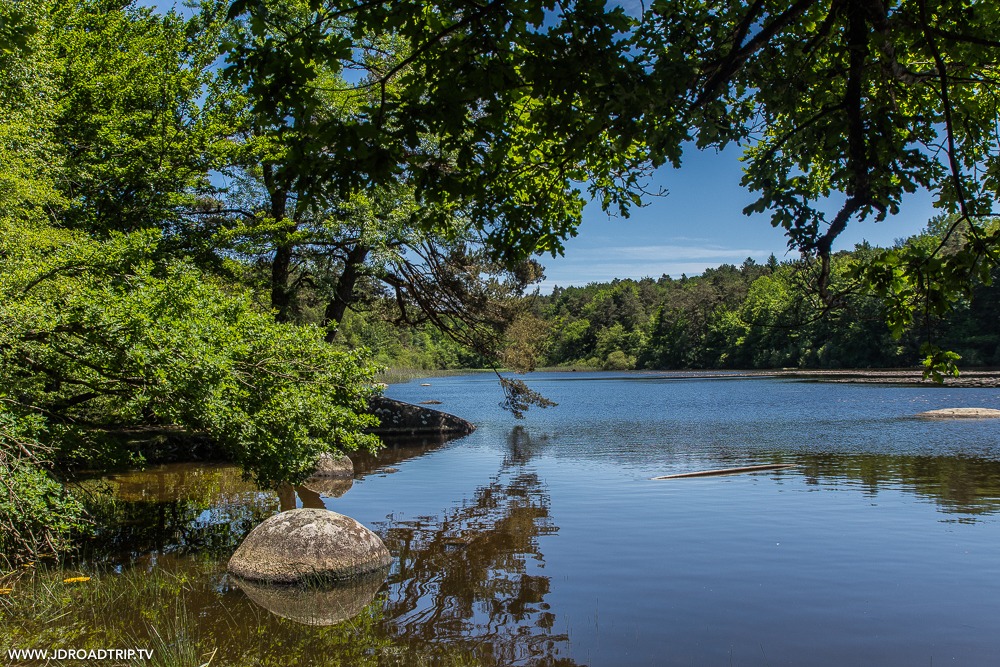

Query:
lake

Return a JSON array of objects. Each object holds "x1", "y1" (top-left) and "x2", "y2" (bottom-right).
[{"x1": 71, "y1": 373, "x2": 1000, "y2": 665}]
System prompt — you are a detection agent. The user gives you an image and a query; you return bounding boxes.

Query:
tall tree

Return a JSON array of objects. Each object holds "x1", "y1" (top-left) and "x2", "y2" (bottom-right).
[{"x1": 207, "y1": 2, "x2": 552, "y2": 398}]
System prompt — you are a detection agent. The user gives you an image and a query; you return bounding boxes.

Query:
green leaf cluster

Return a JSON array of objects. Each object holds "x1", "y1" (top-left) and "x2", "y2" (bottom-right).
[{"x1": 0, "y1": 0, "x2": 382, "y2": 562}]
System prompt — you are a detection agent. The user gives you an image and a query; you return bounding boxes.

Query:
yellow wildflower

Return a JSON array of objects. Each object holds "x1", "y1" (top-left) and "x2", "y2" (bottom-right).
[{"x1": 62, "y1": 576, "x2": 91, "y2": 583}]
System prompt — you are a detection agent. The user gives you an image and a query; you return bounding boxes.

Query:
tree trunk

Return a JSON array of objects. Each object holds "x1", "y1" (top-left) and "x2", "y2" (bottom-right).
[
  {"x1": 271, "y1": 243, "x2": 293, "y2": 321},
  {"x1": 324, "y1": 244, "x2": 369, "y2": 342},
  {"x1": 263, "y1": 163, "x2": 293, "y2": 322}
]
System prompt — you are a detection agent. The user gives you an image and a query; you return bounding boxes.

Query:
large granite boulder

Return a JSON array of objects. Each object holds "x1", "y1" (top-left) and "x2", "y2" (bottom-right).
[
  {"x1": 228, "y1": 509, "x2": 391, "y2": 584},
  {"x1": 367, "y1": 396, "x2": 475, "y2": 437},
  {"x1": 916, "y1": 407, "x2": 1000, "y2": 419}
]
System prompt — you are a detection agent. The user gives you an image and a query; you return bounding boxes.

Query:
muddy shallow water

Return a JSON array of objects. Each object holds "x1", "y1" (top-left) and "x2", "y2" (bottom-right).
[{"x1": 77, "y1": 372, "x2": 1000, "y2": 665}]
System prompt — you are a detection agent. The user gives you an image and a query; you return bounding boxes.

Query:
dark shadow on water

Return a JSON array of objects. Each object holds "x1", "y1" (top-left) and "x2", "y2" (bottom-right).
[{"x1": 354, "y1": 432, "x2": 463, "y2": 474}]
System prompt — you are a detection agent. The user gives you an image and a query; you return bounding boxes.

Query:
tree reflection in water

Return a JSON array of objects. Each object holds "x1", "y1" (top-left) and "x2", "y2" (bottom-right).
[
  {"x1": 73, "y1": 463, "x2": 279, "y2": 563},
  {"x1": 377, "y1": 427, "x2": 577, "y2": 666},
  {"x1": 797, "y1": 452, "x2": 1000, "y2": 517}
]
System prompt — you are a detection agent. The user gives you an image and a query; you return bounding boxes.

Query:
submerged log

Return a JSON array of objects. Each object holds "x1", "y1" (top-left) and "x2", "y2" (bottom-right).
[{"x1": 652, "y1": 463, "x2": 798, "y2": 480}]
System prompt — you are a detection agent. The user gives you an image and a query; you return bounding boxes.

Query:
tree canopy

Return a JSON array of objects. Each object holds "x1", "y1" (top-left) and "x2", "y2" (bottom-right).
[{"x1": 220, "y1": 0, "x2": 1000, "y2": 249}]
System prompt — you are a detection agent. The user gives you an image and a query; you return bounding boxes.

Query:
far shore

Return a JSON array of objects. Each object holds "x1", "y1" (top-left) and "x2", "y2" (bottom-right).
[
  {"x1": 383, "y1": 366, "x2": 1000, "y2": 388},
  {"x1": 773, "y1": 368, "x2": 1000, "y2": 388},
  {"x1": 532, "y1": 367, "x2": 1000, "y2": 388}
]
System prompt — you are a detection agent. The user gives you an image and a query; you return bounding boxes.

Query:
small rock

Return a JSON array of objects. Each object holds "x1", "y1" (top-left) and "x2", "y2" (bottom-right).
[
  {"x1": 309, "y1": 452, "x2": 354, "y2": 479},
  {"x1": 228, "y1": 509, "x2": 392, "y2": 584},
  {"x1": 916, "y1": 407, "x2": 1000, "y2": 419}
]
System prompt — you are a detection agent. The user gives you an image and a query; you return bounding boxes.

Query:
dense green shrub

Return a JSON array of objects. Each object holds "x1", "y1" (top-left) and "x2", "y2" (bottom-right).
[{"x1": 0, "y1": 221, "x2": 381, "y2": 560}]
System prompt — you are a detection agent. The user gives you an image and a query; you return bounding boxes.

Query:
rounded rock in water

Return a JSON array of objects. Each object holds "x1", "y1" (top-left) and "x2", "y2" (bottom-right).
[
  {"x1": 309, "y1": 452, "x2": 354, "y2": 479},
  {"x1": 228, "y1": 508, "x2": 392, "y2": 584}
]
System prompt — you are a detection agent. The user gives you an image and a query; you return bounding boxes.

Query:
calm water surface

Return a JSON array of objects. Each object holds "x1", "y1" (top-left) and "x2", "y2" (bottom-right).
[{"x1": 88, "y1": 373, "x2": 1000, "y2": 665}]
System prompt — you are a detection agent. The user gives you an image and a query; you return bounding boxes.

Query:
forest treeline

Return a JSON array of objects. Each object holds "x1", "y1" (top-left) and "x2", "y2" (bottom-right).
[
  {"x1": 359, "y1": 218, "x2": 1000, "y2": 373},
  {"x1": 532, "y1": 231, "x2": 1000, "y2": 372}
]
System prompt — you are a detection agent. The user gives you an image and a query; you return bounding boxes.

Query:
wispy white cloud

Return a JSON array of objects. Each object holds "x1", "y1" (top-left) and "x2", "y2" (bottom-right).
[
  {"x1": 568, "y1": 244, "x2": 772, "y2": 262},
  {"x1": 667, "y1": 236, "x2": 714, "y2": 243},
  {"x1": 537, "y1": 242, "x2": 788, "y2": 292}
]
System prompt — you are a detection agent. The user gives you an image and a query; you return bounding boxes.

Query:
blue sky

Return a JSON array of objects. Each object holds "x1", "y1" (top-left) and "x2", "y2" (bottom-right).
[{"x1": 538, "y1": 143, "x2": 940, "y2": 291}]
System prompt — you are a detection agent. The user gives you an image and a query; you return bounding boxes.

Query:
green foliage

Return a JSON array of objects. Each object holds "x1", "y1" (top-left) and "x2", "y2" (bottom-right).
[
  {"x1": 638, "y1": 0, "x2": 1000, "y2": 277},
  {"x1": 1, "y1": 221, "x2": 380, "y2": 489},
  {"x1": 222, "y1": 0, "x2": 657, "y2": 263},
  {"x1": 0, "y1": 412, "x2": 86, "y2": 564},
  {"x1": 226, "y1": 0, "x2": 997, "y2": 284},
  {"x1": 0, "y1": 0, "x2": 62, "y2": 218},
  {"x1": 0, "y1": 3, "x2": 39, "y2": 56},
  {"x1": 337, "y1": 307, "x2": 491, "y2": 371},
  {"x1": 0, "y1": 459, "x2": 85, "y2": 565},
  {"x1": 920, "y1": 343, "x2": 962, "y2": 384},
  {"x1": 50, "y1": 0, "x2": 221, "y2": 236}
]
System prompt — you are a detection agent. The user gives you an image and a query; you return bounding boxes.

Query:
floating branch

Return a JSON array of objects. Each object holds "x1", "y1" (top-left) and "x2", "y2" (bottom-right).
[{"x1": 652, "y1": 463, "x2": 798, "y2": 480}]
